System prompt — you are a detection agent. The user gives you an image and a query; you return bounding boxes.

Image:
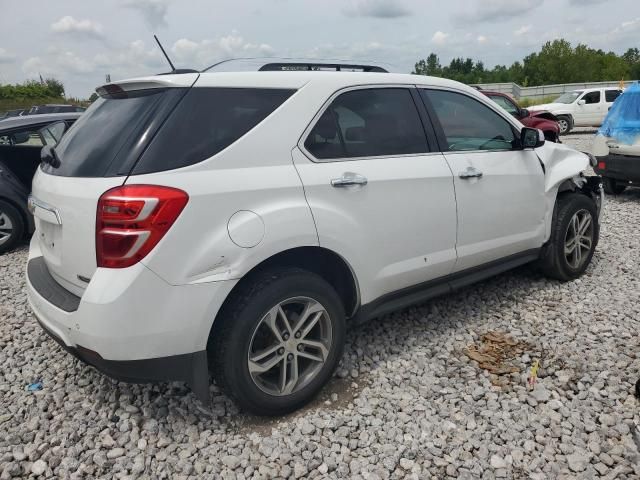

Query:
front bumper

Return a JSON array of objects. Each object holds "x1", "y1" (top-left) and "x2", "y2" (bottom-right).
[{"x1": 594, "y1": 153, "x2": 640, "y2": 183}]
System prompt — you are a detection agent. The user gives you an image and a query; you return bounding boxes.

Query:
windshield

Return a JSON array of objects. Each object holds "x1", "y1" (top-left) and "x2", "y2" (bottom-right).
[{"x1": 554, "y1": 91, "x2": 582, "y2": 104}]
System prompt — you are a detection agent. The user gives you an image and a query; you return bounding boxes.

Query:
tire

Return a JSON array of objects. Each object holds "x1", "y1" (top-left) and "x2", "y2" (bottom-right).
[
  {"x1": 209, "y1": 267, "x2": 346, "y2": 416},
  {"x1": 0, "y1": 199, "x2": 24, "y2": 254},
  {"x1": 536, "y1": 193, "x2": 599, "y2": 281},
  {"x1": 602, "y1": 177, "x2": 626, "y2": 195},
  {"x1": 636, "y1": 378, "x2": 640, "y2": 398},
  {"x1": 543, "y1": 131, "x2": 559, "y2": 143},
  {"x1": 556, "y1": 116, "x2": 571, "y2": 135}
]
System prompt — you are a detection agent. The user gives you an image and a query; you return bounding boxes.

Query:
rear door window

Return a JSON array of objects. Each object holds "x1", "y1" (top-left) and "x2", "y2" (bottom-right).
[
  {"x1": 304, "y1": 88, "x2": 428, "y2": 160},
  {"x1": 582, "y1": 91, "x2": 601, "y2": 104},
  {"x1": 132, "y1": 88, "x2": 295, "y2": 174}
]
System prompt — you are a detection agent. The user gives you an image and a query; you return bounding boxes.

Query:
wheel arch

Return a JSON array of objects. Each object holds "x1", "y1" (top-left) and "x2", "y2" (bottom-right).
[{"x1": 207, "y1": 246, "x2": 361, "y2": 346}]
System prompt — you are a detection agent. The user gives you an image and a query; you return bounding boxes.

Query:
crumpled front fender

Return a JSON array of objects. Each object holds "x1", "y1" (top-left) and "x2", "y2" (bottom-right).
[{"x1": 535, "y1": 141, "x2": 590, "y2": 193}]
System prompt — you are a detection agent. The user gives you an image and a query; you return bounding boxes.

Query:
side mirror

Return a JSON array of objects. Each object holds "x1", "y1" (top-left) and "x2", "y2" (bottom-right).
[
  {"x1": 521, "y1": 127, "x2": 545, "y2": 149},
  {"x1": 577, "y1": 99, "x2": 586, "y2": 106},
  {"x1": 519, "y1": 108, "x2": 530, "y2": 118}
]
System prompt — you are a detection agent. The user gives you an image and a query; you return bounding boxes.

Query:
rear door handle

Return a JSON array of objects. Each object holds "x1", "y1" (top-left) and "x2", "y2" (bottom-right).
[
  {"x1": 331, "y1": 172, "x2": 368, "y2": 187},
  {"x1": 459, "y1": 166, "x2": 483, "y2": 179}
]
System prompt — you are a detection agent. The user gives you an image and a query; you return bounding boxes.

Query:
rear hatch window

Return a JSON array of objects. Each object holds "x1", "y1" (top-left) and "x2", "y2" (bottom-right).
[
  {"x1": 42, "y1": 88, "x2": 186, "y2": 177},
  {"x1": 42, "y1": 86, "x2": 295, "y2": 178}
]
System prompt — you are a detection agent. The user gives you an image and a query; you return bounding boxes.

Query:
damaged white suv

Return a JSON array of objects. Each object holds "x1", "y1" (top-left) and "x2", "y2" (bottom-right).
[{"x1": 26, "y1": 63, "x2": 603, "y2": 415}]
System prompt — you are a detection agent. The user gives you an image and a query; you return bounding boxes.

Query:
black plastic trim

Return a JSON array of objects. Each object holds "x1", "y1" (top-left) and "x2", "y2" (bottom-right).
[
  {"x1": 36, "y1": 317, "x2": 210, "y2": 403},
  {"x1": 354, "y1": 249, "x2": 540, "y2": 322},
  {"x1": 594, "y1": 153, "x2": 640, "y2": 183},
  {"x1": 28, "y1": 257, "x2": 80, "y2": 312}
]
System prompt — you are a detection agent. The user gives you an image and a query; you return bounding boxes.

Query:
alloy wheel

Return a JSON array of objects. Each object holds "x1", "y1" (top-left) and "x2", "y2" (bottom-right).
[
  {"x1": 564, "y1": 209, "x2": 594, "y2": 269},
  {"x1": 248, "y1": 297, "x2": 332, "y2": 396},
  {"x1": 0, "y1": 212, "x2": 13, "y2": 247},
  {"x1": 558, "y1": 119, "x2": 569, "y2": 134}
]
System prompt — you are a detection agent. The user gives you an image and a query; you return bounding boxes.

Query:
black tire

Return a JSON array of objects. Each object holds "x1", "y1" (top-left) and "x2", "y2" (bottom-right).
[
  {"x1": 636, "y1": 378, "x2": 640, "y2": 398},
  {"x1": 536, "y1": 193, "x2": 599, "y2": 281},
  {"x1": 209, "y1": 267, "x2": 346, "y2": 416},
  {"x1": 602, "y1": 177, "x2": 626, "y2": 195},
  {"x1": 543, "y1": 130, "x2": 559, "y2": 143},
  {"x1": 556, "y1": 115, "x2": 571, "y2": 135},
  {"x1": 0, "y1": 199, "x2": 24, "y2": 254}
]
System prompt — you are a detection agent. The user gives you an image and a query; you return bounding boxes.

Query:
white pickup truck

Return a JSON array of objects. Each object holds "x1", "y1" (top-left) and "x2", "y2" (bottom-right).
[{"x1": 528, "y1": 87, "x2": 622, "y2": 134}]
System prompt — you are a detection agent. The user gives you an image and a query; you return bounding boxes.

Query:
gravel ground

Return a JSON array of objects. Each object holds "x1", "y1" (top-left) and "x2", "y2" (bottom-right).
[{"x1": 2, "y1": 130, "x2": 640, "y2": 479}]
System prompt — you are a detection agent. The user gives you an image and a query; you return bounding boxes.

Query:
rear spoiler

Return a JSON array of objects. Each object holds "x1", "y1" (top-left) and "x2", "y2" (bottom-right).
[{"x1": 96, "y1": 73, "x2": 199, "y2": 97}]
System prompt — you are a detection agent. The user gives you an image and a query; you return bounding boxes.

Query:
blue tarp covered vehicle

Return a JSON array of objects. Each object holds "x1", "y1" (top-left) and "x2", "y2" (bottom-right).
[{"x1": 593, "y1": 82, "x2": 640, "y2": 194}]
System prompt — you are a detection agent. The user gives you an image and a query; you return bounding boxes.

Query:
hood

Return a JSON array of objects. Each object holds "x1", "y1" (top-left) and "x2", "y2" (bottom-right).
[
  {"x1": 528, "y1": 103, "x2": 565, "y2": 112},
  {"x1": 528, "y1": 110, "x2": 557, "y2": 121}
]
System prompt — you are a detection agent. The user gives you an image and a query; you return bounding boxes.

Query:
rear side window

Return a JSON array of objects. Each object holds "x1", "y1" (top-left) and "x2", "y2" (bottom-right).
[
  {"x1": 605, "y1": 90, "x2": 621, "y2": 102},
  {"x1": 44, "y1": 88, "x2": 184, "y2": 177},
  {"x1": 133, "y1": 88, "x2": 295, "y2": 174},
  {"x1": 421, "y1": 89, "x2": 516, "y2": 152},
  {"x1": 304, "y1": 88, "x2": 428, "y2": 160}
]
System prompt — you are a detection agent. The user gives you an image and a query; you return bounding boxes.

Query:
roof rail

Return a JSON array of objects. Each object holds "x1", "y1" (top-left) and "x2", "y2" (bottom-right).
[
  {"x1": 258, "y1": 62, "x2": 388, "y2": 73},
  {"x1": 201, "y1": 57, "x2": 390, "y2": 73}
]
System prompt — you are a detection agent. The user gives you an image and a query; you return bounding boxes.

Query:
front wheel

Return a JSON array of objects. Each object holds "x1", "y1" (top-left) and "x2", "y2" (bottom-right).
[
  {"x1": 536, "y1": 193, "x2": 599, "y2": 281},
  {"x1": 210, "y1": 268, "x2": 346, "y2": 416},
  {"x1": 602, "y1": 177, "x2": 626, "y2": 195},
  {"x1": 556, "y1": 116, "x2": 571, "y2": 135}
]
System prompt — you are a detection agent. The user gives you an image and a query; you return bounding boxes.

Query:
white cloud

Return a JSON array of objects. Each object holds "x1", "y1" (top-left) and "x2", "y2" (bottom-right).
[
  {"x1": 0, "y1": 47, "x2": 16, "y2": 63},
  {"x1": 514, "y1": 25, "x2": 532, "y2": 36},
  {"x1": 344, "y1": 0, "x2": 411, "y2": 18},
  {"x1": 477, "y1": 35, "x2": 488, "y2": 44},
  {"x1": 431, "y1": 31, "x2": 449, "y2": 46},
  {"x1": 123, "y1": 0, "x2": 169, "y2": 28},
  {"x1": 170, "y1": 33, "x2": 274, "y2": 68},
  {"x1": 458, "y1": 0, "x2": 538, "y2": 23},
  {"x1": 50, "y1": 16, "x2": 104, "y2": 38}
]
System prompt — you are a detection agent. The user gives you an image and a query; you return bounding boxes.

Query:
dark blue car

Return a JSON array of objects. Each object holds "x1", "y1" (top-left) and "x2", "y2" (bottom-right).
[{"x1": 0, "y1": 113, "x2": 82, "y2": 253}]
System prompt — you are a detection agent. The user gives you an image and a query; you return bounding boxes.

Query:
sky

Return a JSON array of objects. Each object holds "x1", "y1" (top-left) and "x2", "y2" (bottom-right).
[{"x1": 0, "y1": 0, "x2": 638, "y2": 98}]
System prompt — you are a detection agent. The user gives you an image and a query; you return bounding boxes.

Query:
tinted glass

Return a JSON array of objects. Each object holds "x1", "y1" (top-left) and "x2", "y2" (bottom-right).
[
  {"x1": 605, "y1": 90, "x2": 621, "y2": 102},
  {"x1": 583, "y1": 91, "x2": 600, "y2": 104},
  {"x1": 488, "y1": 95, "x2": 519, "y2": 116},
  {"x1": 43, "y1": 88, "x2": 183, "y2": 177},
  {"x1": 133, "y1": 88, "x2": 295, "y2": 174},
  {"x1": 422, "y1": 90, "x2": 516, "y2": 152},
  {"x1": 305, "y1": 88, "x2": 428, "y2": 160}
]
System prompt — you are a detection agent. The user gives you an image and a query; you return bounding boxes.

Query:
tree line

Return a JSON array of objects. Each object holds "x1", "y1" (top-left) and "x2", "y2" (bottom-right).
[
  {"x1": 0, "y1": 78, "x2": 65, "y2": 100},
  {"x1": 413, "y1": 39, "x2": 640, "y2": 86}
]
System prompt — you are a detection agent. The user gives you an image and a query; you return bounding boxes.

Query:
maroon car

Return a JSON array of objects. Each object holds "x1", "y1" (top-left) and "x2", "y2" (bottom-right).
[{"x1": 481, "y1": 91, "x2": 560, "y2": 142}]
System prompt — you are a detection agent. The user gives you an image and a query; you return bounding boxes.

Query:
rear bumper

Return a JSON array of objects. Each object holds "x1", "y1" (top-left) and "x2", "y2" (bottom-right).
[
  {"x1": 36, "y1": 315, "x2": 209, "y2": 401},
  {"x1": 594, "y1": 153, "x2": 640, "y2": 183},
  {"x1": 25, "y1": 238, "x2": 238, "y2": 403}
]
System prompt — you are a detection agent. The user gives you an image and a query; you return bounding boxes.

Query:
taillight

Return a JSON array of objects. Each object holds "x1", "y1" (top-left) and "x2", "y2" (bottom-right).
[
  {"x1": 597, "y1": 161, "x2": 606, "y2": 170},
  {"x1": 96, "y1": 185, "x2": 188, "y2": 268}
]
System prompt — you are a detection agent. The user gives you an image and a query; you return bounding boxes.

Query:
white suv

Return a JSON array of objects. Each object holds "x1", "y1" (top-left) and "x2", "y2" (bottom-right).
[
  {"x1": 528, "y1": 87, "x2": 622, "y2": 135},
  {"x1": 26, "y1": 63, "x2": 603, "y2": 415}
]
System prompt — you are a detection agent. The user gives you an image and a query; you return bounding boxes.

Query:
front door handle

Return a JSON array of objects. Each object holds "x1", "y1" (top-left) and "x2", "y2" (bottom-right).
[
  {"x1": 331, "y1": 172, "x2": 368, "y2": 187},
  {"x1": 459, "y1": 166, "x2": 483, "y2": 179}
]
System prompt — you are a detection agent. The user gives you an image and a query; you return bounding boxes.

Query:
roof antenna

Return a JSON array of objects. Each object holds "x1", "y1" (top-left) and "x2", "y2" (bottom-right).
[{"x1": 154, "y1": 34, "x2": 176, "y2": 72}]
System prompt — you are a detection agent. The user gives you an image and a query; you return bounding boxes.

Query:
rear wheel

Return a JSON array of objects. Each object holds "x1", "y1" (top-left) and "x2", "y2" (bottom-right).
[
  {"x1": 537, "y1": 193, "x2": 599, "y2": 281},
  {"x1": 0, "y1": 200, "x2": 24, "y2": 254},
  {"x1": 602, "y1": 177, "x2": 626, "y2": 195},
  {"x1": 210, "y1": 267, "x2": 346, "y2": 416},
  {"x1": 557, "y1": 115, "x2": 571, "y2": 135}
]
